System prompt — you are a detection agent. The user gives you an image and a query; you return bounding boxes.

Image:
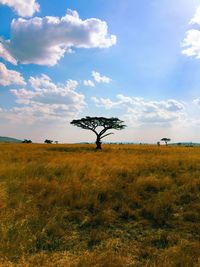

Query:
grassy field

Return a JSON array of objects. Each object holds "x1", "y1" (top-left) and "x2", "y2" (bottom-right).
[{"x1": 0, "y1": 143, "x2": 199, "y2": 266}]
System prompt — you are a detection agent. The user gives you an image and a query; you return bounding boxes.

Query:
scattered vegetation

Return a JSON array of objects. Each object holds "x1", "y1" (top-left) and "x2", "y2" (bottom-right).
[
  {"x1": 0, "y1": 144, "x2": 199, "y2": 266},
  {"x1": 44, "y1": 139, "x2": 53, "y2": 144},
  {"x1": 22, "y1": 139, "x2": 32, "y2": 143}
]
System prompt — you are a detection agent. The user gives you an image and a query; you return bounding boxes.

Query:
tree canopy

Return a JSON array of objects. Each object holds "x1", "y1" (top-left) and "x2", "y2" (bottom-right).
[
  {"x1": 22, "y1": 139, "x2": 32, "y2": 143},
  {"x1": 44, "y1": 139, "x2": 53, "y2": 144}
]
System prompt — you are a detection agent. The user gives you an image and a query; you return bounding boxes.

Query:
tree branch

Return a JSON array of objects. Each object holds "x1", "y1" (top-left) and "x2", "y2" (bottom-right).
[
  {"x1": 100, "y1": 132, "x2": 114, "y2": 139},
  {"x1": 99, "y1": 127, "x2": 111, "y2": 136}
]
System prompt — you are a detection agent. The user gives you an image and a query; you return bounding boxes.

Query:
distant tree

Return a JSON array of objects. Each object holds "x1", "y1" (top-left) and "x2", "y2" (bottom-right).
[
  {"x1": 161, "y1": 138, "x2": 171, "y2": 146},
  {"x1": 157, "y1": 141, "x2": 160, "y2": 146},
  {"x1": 54, "y1": 141, "x2": 59, "y2": 144},
  {"x1": 44, "y1": 139, "x2": 53, "y2": 144},
  {"x1": 70, "y1": 116, "x2": 126, "y2": 149},
  {"x1": 22, "y1": 139, "x2": 32, "y2": 143}
]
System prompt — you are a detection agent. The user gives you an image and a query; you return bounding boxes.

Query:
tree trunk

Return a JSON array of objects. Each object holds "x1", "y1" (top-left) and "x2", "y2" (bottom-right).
[{"x1": 95, "y1": 136, "x2": 102, "y2": 149}]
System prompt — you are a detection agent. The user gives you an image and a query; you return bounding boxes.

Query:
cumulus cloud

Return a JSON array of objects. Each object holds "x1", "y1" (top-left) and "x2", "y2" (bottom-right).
[
  {"x1": 92, "y1": 96, "x2": 118, "y2": 109},
  {"x1": 83, "y1": 80, "x2": 95, "y2": 87},
  {"x1": 182, "y1": 29, "x2": 200, "y2": 58},
  {"x1": 0, "y1": 9, "x2": 116, "y2": 66},
  {"x1": 182, "y1": 6, "x2": 200, "y2": 59},
  {"x1": 0, "y1": 0, "x2": 40, "y2": 17},
  {"x1": 9, "y1": 74, "x2": 85, "y2": 123},
  {"x1": 190, "y1": 6, "x2": 200, "y2": 25},
  {"x1": 92, "y1": 71, "x2": 111, "y2": 83},
  {"x1": 0, "y1": 62, "x2": 26, "y2": 86},
  {"x1": 0, "y1": 42, "x2": 17, "y2": 65},
  {"x1": 92, "y1": 94, "x2": 185, "y2": 125},
  {"x1": 193, "y1": 98, "x2": 200, "y2": 105},
  {"x1": 29, "y1": 74, "x2": 58, "y2": 91}
]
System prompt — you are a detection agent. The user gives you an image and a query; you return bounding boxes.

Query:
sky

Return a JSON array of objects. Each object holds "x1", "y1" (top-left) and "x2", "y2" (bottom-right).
[{"x1": 0, "y1": 0, "x2": 200, "y2": 143}]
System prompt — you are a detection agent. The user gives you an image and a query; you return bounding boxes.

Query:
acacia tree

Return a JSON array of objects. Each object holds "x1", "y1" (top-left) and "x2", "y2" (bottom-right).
[
  {"x1": 70, "y1": 116, "x2": 126, "y2": 149},
  {"x1": 44, "y1": 139, "x2": 53, "y2": 144},
  {"x1": 161, "y1": 138, "x2": 171, "y2": 146},
  {"x1": 22, "y1": 139, "x2": 32, "y2": 143}
]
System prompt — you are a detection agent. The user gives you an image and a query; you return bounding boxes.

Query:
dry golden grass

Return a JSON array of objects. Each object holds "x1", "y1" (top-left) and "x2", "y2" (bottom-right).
[{"x1": 0, "y1": 143, "x2": 199, "y2": 266}]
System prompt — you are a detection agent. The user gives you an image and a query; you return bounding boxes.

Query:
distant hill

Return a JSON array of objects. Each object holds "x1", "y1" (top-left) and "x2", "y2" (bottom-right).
[{"x1": 0, "y1": 136, "x2": 22, "y2": 143}]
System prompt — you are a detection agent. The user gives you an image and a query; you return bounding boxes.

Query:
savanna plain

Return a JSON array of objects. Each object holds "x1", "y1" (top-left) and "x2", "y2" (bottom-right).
[{"x1": 0, "y1": 143, "x2": 200, "y2": 266}]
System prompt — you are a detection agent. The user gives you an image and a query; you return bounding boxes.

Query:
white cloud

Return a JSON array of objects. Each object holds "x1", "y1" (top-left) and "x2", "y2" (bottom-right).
[
  {"x1": 0, "y1": 62, "x2": 26, "y2": 86},
  {"x1": 0, "y1": 9, "x2": 116, "y2": 66},
  {"x1": 29, "y1": 74, "x2": 57, "y2": 91},
  {"x1": 194, "y1": 98, "x2": 200, "y2": 105},
  {"x1": 9, "y1": 74, "x2": 85, "y2": 123},
  {"x1": 83, "y1": 80, "x2": 95, "y2": 87},
  {"x1": 92, "y1": 96, "x2": 118, "y2": 109},
  {"x1": 0, "y1": 0, "x2": 40, "y2": 17},
  {"x1": 0, "y1": 41, "x2": 17, "y2": 65},
  {"x1": 190, "y1": 6, "x2": 200, "y2": 25},
  {"x1": 182, "y1": 6, "x2": 200, "y2": 59},
  {"x1": 182, "y1": 29, "x2": 200, "y2": 58},
  {"x1": 92, "y1": 71, "x2": 111, "y2": 83},
  {"x1": 92, "y1": 94, "x2": 186, "y2": 125}
]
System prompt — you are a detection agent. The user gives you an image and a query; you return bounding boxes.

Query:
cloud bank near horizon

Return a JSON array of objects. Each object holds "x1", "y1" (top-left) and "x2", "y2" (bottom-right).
[
  {"x1": 3, "y1": 74, "x2": 85, "y2": 124},
  {"x1": 92, "y1": 95, "x2": 187, "y2": 126},
  {"x1": 1, "y1": 70, "x2": 199, "y2": 130}
]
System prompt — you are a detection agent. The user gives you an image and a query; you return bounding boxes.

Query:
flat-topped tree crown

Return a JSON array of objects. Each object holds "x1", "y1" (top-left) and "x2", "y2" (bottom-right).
[
  {"x1": 161, "y1": 138, "x2": 171, "y2": 146},
  {"x1": 70, "y1": 116, "x2": 126, "y2": 149}
]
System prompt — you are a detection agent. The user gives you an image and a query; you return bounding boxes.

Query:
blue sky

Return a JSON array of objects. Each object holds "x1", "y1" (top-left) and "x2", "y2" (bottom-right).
[{"x1": 0, "y1": 0, "x2": 200, "y2": 143}]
